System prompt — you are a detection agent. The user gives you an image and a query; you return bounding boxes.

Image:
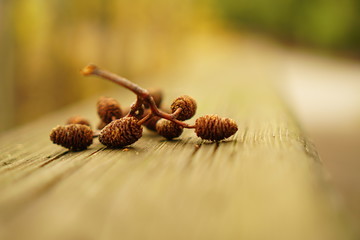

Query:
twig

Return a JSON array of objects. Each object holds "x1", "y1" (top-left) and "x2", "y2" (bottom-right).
[{"x1": 82, "y1": 64, "x2": 195, "y2": 129}]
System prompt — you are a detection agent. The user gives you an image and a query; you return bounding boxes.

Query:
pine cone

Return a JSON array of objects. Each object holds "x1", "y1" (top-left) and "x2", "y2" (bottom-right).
[
  {"x1": 99, "y1": 117, "x2": 142, "y2": 147},
  {"x1": 171, "y1": 95, "x2": 197, "y2": 120},
  {"x1": 156, "y1": 119, "x2": 183, "y2": 139},
  {"x1": 195, "y1": 115, "x2": 237, "y2": 141},
  {"x1": 66, "y1": 116, "x2": 91, "y2": 127},
  {"x1": 50, "y1": 124, "x2": 93, "y2": 151},
  {"x1": 97, "y1": 96, "x2": 122, "y2": 124}
]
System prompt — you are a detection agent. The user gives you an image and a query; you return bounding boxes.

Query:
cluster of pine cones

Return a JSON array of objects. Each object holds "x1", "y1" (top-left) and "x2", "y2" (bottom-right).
[{"x1": 50, "y1": 65, "x2": 238, "y2": 151}]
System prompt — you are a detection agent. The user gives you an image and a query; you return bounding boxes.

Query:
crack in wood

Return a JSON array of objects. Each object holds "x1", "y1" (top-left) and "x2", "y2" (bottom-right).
[
  {"x1": 39, "y1": 151, "x2": 70, "y2": 167},
  {"x1": 86, "y1": 147, "x2": 106, "y2": 157}
]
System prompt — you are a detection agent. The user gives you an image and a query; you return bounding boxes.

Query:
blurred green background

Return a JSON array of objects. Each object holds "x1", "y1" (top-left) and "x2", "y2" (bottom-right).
[
  {"x1": 1, "y1": 0, "x2": 359, "y2": 132},
  {"x1": 216, "y1": 0, "x2": 360, "y2": 53}
]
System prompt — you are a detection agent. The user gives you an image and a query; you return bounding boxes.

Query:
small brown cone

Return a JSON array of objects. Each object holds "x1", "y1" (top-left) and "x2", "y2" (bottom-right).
[
  {"x1": 97, "y1": 96, "x2": 122, "y2": 124},
  {"x1": 50, "y1": 124, "x2": 93, "y2": 151},
  {"x1": 156, "y1": 119, "x2": 183, "y2": 140},
  {"x1": 171, "y1": 95, "x2": 197, "y2": 120},
  {"x1": 195, "y1": 115, "x2": 237, "y2": 141},
  {"x1": 99, "y1": 117, "x2": 142, "y2": 147},
  {"x1": 66, "y1": 116, "x2": 91, "y2": 127}
]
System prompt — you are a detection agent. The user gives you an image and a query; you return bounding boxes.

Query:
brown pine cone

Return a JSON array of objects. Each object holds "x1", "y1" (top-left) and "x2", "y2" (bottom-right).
[
  {"x1": 97, "y1": 96, "x2": 122, "y2": 124},
  {"x1": 171, "y1": 95, "x2": 197, "y2": 120},
  {"x1": 50, "y1": 124, "x2": 93, "y2": 151},
  {"x1": 99, "y1": 117, "x2": 142, "y2": 147},
  {"x1": 156, "y1": 119, "x2": 183, "y2": 140},
  {"x1": 195, "y1": 115, "x2": 237, "y2": 141},
  {"x1": 66, "y1": 116, "x2": 91, "y2": 127}
]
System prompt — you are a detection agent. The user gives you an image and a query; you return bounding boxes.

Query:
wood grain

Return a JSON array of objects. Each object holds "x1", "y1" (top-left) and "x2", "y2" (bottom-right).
[{"x1": 0, "y1": 37, "x2": 357, "y2": 240}]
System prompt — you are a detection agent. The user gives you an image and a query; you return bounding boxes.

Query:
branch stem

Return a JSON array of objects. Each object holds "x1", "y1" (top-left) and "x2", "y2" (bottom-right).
[{"x1": 82, "y1": 64, "x2": 196, "y2": 129}]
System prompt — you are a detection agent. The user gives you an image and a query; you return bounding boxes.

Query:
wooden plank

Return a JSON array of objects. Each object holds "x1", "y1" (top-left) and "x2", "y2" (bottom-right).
[{"x1": 0, "y1": 37, "x2": 357, "y2": 240}]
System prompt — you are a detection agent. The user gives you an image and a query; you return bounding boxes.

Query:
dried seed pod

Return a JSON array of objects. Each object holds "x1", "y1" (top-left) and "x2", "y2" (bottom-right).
[
  {"x1": 171, "y1": 95, "x2": 197, "y2": 120},
  {"x1": 50, "y1": 124, "x2": 93, "y2": 151},
  {"x1": 195, "y1": 115, "x2": 238, "y2": 141},
  {"x1": 97, "y1": 96, "x2": 122, "y2": 124},
  {"x1": 156, "y1": 119, "x2": 183, "y2": 140},
  {"x1": 99, "y1": 117, "x2": 142, "y2": 147},
  {"x1": 66, "y1": 116, "x2": 91, "y2": 127},
  {"x1": 144, "y1": 88, "x2": 163, "y2": 108}
]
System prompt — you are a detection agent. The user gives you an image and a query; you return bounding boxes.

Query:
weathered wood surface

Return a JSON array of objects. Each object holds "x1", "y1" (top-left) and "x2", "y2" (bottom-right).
[{"x1": 0, "y1": 38, "x2": 357, "y2": 240}]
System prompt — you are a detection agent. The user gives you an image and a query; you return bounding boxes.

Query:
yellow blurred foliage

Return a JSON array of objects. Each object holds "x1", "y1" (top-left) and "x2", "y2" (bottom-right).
[{"x1": 0, "y1": 0, "x2": 215, "y2": 132}]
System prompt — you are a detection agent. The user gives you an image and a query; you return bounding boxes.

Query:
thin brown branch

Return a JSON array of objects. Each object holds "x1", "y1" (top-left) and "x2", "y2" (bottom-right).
[{"x1": 82, "y1": 64, "x2": 196, "y2": 129}]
